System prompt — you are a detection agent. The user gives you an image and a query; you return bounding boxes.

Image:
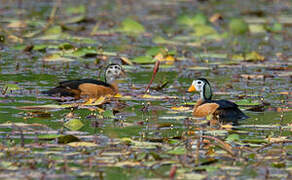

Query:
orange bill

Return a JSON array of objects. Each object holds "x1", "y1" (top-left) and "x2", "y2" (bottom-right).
[{"x1": 187, "y1": 84, "x2": 196, "y2": 92}]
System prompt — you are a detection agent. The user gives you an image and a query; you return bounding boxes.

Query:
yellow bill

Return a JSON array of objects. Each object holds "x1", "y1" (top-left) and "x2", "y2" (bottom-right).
[{"x1": 187, "y1": 84, "x2": 196, "y2": 92}]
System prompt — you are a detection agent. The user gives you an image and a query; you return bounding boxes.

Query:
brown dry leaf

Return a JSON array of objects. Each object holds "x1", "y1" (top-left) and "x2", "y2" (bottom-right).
[
  {"x1": 120, "y1": 57, "x2": 133, "y2": 65},
  {"x1": 266, "y1": 136, "x2": 287, "y2": 143},
  {"x1": 0, "y1": 122, "x2": 48, "y2": 128},
  {"x1": 8, "y1": 35, "x2": 23, "y2": 43},
  {"x1": 210, "y1": 13, "x2": 223, "y2": 23},
  {"x1": 240, "y1": 74, "x2": 274, "y2": 79},
  {"x1": 7, "y1": 21, "x2": 27, "y2": 28},
  {"x1": 114, "y1": 161, "x2": 141, "y2": 167},
  {"x1": 278, "y1": 92, "x2": 292, "y2": 96},
  {"x1": 276, "y1": 107, "x2": 292, "y2": 112}
]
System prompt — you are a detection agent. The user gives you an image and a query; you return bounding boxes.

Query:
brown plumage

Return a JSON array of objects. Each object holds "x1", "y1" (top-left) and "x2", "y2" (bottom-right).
[
  {"x1": 188, "y1": 78, "x2": 249, "y2": 124},
  {"x1": 192, "y1": 99, "x2": 219, "y2": 117},
  {"x1": 43, "y1": 64, "x2": 124, "y2": 100}
]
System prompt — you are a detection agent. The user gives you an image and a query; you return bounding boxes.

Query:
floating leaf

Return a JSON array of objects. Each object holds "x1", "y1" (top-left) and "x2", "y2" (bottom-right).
[
  {"x1": 132, "y1": 56, "x2": 155, "y2": 64},
  {"x1": 61, "y1": 14, "x2": 85, "y2": 24},
  {"x1": 177, "y1": 13, "x2": 207, "y2": 26},
  {"x1": 119, "y1": 18, "x2": 145, "y2": 34},
  {"x1": 72, "y1": 47, "x2": 98, "y2": 57},
  {"x1": 266, "y1": 23, "x2": 283, "y2": 33},
  {"x1": 83, "y1": 96, "x2": 106, "y2": 106},
  {"x1": 64, "y1": 119, "x2": 84, "y2": 131},
  {"x1": 249, "y1": 24, "x2": 266, "y2": 34},
  {"x1": 102, "y1": 110, "x2": 115, "y2": 118},
  {"x1": 226, "y1": 134, "x2": 240, "y2": 142},
  {"x1": 58, "y1": 135, "x2": 80, "y2": 144},
  {"x1": 229, "y1": 18, "x2": 249, "y2": 35},
  {"x1": 38, "y1": 134, "x2": 61, "y2": 140},
  {"x1": 67, "y1": 142, "x2": 98, "y2": 147},
  {"x1": 231, "y1": 51, "x2": 265, "y2": 61},
  {"x1": 167, "y1": 147, "x2": 186, "y2": 155},
  {"x1": 65, "y1": 5, "x2": 86, "y2": 15},
  {"x1": 193, "y1": 25, "x2": 217, "y2": 37},
  {"x1": 145, "y1": 47, "x2": 166, "y2": 57},
  {"x1": 171, "y1": 106, "x2": 191, "y2": 111},
  {"x1": 3, "y1": 83, "x2": 20, "y2": 91},
  {"x1": 59, "y1": 43, "x2": 74, "y2": 50},
  {"x1": 236, "y1": 99, "x2": 261, "y2": 106},
  {"x1": 44, "y1": 25, "x2": 62, "y2": 35},
  {"x1": 43, "y1": 54, "x2": 75, "y2": 62}
]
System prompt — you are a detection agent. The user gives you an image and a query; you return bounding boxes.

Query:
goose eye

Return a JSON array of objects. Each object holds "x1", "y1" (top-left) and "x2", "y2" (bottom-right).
[{"x1": 197, "y1": 81, "x2": 202, "y2": 84}]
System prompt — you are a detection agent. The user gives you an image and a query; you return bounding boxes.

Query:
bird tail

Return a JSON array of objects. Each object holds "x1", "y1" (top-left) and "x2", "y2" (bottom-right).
[{"x1": 42, "y1": 87, "x2": 73, "y2": 96}]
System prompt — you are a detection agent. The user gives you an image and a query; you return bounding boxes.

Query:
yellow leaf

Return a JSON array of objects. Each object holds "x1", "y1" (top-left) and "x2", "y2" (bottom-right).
[
  {"x1": 141, "y1": 94, "x2": 177, "y2": 99},
  {"x1": 154, "y1": 53, "x2": 175, "y2": 65},
  {"x1": 67, "y1": 142, "x2": 98, "y2": 147},
  {"x1": 266, "y1": 137, "x2": 287, "y2": 143},
  {"x1": 83, "y1": 96, "x2": 106, "y2": 106},
  {"x1": 171, "y1": 106, "x2": 191, "y2": 111},
  {"x1": 114, "y1": 93, "x2": 123, "y2": 98},
  {"x1": 120, "y1": 57, "x2": 133, "y2": 65}
]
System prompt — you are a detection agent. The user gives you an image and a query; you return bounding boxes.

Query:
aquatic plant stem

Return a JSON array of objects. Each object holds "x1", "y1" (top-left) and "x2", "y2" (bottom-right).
[{"x1": 145, "y1": 60, "x2": 160, "y2": 94}]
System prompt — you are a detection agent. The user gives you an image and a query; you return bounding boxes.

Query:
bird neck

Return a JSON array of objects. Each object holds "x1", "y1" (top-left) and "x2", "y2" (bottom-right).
[
  {"x1": 195, "y1": 98, "x2": 204, "y2": 108},
  {"x1": 201, "y1": 83, "x2": 212, "y2": 100},
  {"x1": 200, "y1": 91, "x2": 206, "y2": 101},
  {"x1": 110, "y1": 80, "x2": 119, "y2": 93}
]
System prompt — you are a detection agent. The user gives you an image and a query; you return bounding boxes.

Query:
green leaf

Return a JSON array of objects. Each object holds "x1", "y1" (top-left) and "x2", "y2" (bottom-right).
[
  {"x1": 65, "y1": 5, "x2": 86, "y2": 15},
  {"x1": 119, "y1": 18, "x2": 145, "y2": 34},
  {"x1": 38, "y1": 134, "x2": 61, "y2": 140},
  {"x1": 64, "y1": 119, "x2": 84, "y2": 131},
  {"x1": 193, "y1": 25, "x2": 217, "y2": 37},
  {"x1": 44, "y1": 25, "x2": 62, "y2": 35},
  {"x1": 177, "y1": 13, "x2": 207, "y2": 26},
  {"x1": 58, "y1": 135, "x2": 80, "y2": 144},
  {"x1": 43, "y1": 54, "x2": 75, "y2": 62},
  {"x1": 3, "y1": 84, "x2": 20, "y2": 91},
  {"x1": 61, "y1": 15, "x2": 85, "y2": 24},
  {"x1": 266, "y1": 23, "x2": 283, "y2": 33},
  {"x1": 102, "y1": 110, "x2": 115, "y2": 118},
  {"x1": 72, "y1": 47, "x2": 97, "y2": 57},
  {"x1": 132, "y1": 56, "x2": 155, "y2": 64},
  {"x1": 59, "y1": 43, "x2": 74, "y2": 50},
  {"x1": 167, "y1": 147, "x2": 186, "y2": 155},
  {"x1": 249, "y1": 24, "x2": 266, "y2": 34},
  {"x1": 229, "y1": 18, "x2": 249, "y2": 35},
  {"x1": 145, "y1": 47, "x2": 166, "y2": 57},
  {"x1": 226, "y1": 134, "x2": 240, "y2": 142},
  {"x1": 33, "y1": 44, "x2": 48, "y2": 51},
  {"x1": 236, "y1": 99, "x2": 261, "y2": 106}
]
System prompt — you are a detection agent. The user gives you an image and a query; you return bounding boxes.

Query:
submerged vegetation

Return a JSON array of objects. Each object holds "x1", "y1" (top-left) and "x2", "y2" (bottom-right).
[{"x1": 0, "y1": 0, "x2": 291, "y2": 179}]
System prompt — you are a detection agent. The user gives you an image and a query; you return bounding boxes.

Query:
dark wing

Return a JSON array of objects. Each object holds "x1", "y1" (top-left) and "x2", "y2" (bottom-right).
[
  {"x1": 204, "y1": 99, "x2": 238, "y2": 109},
  {"x1": 204, "y1": 99, "x2": 249, "y2": 123},
  {"x1": 59, "y1": 79, "x2": 111, "y2": 89},
  {"x1": 43, "y1": 79, "x2": 111, "y2": 97}
]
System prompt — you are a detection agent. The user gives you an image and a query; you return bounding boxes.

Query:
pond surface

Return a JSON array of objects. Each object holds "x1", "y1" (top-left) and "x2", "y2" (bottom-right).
[{"x1": 0, "y1": 0, "x2": 291, "y2": 179}]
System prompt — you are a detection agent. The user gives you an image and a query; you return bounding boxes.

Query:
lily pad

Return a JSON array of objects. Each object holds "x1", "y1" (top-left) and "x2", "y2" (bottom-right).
[
  {"x1": 229, "y1": 18, "x2": 249, "y2": 35},
  {"x1": 64, "y1": 119, "x2": 84, "y2": 131},
  {"x1": 132, "y1": 56, "x2": 155, "y2": 64},
  {"x1": 119, "y1": 18, "x2": 145, "y2": 34}
]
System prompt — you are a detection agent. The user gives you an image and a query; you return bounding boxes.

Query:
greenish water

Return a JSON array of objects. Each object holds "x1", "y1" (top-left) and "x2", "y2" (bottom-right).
[{"x1": 0, "y1": 0, "x2": 291, "y2": 179}]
